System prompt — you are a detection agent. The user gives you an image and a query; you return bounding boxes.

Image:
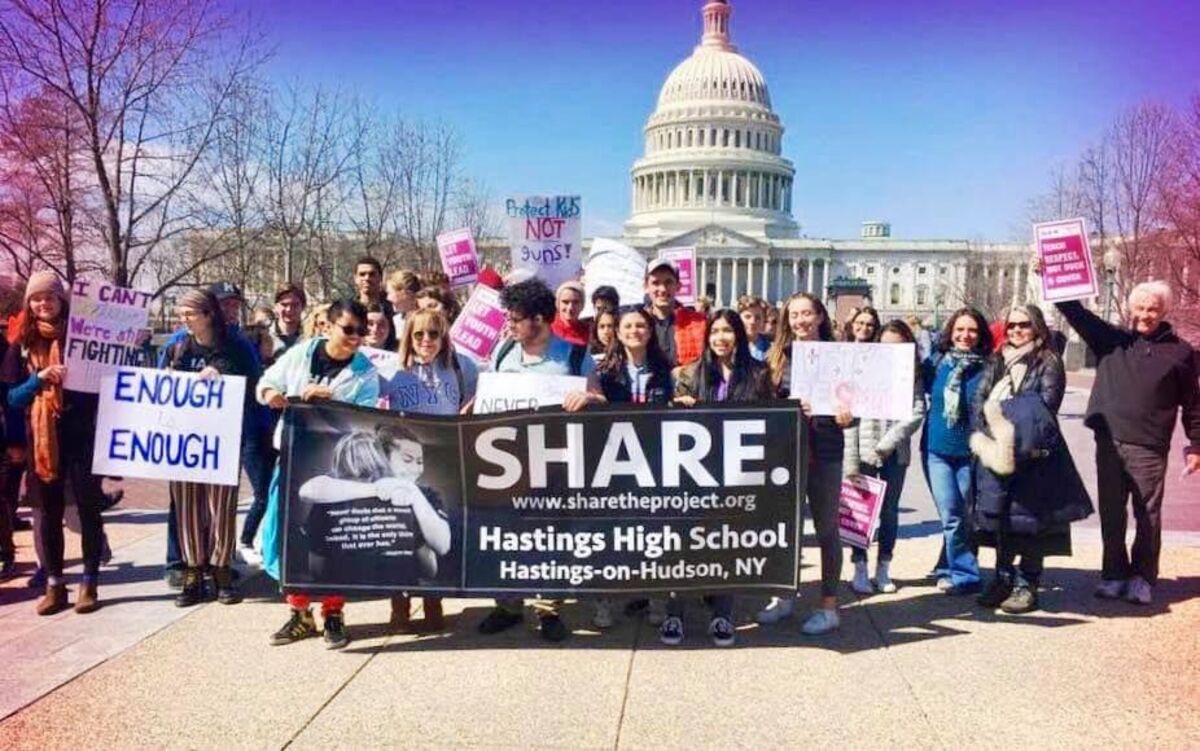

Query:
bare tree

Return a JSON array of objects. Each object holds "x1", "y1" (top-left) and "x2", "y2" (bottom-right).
[
  {"x1": 392, "y1": 120, "x2": 461, "y2": 269},
  {"x1": 1157, "y1": 95, "x2": 1200, "y2": 316},
  {"x1": 0, "y1": 0, "x2": 263, "y2": 292}
]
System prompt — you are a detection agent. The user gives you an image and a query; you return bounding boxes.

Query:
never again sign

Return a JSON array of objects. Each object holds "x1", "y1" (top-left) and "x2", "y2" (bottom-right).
[{"x1": 92, "y1": 367, "x2": 246, "y2": 486}]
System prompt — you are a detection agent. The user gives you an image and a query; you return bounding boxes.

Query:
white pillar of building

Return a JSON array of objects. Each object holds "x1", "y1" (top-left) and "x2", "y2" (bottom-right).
[
  {"x1": 700, "y1": 257, "x2": 709, "y2": 298},
  {"x1": 806, "y1": 259, "x2": 814, "y2": 294},
  {"x1": 731, "y1": 257, "x2": 740, "y2": 301},
  {"x1": 761, "y1": 257, "x2": 770, "y2": 298},
  {"x1": 746, "y1": 257, "x2": 754, "y2": 295},
  {"x1": 731, "y1": 171, "x2": 739, "y2": 207},
  {"x1": 715, "y1": 258, "x2": 724, "y2": 307}
]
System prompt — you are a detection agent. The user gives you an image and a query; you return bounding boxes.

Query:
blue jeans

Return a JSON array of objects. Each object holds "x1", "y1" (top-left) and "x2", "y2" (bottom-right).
[
  {"x1": 924, "y1": 452, "x2": 980, "y2": 587},
  {"x1": 850, "y1": 454, "x2": 907, "y2": 563}
]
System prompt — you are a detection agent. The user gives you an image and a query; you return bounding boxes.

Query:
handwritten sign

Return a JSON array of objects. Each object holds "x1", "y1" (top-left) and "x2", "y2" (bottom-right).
[
  {"x1": 450, "y1": 285, "x2": 505, "y2": 364},
  {"x1": 92, "y1": 367, "x2": 246, "y2": 486},
  {"x1": 582, "y1": 238, "x2": 646, "y2": 319},
  {"x1": 658, "y1": 246, "x2": 697, "y2": 305},
  {"x1": 437, "y1": 227, "x2": 479, "y2": 288},
  {"x1": 838, "y1": 474, "x2": 888, "y2": 548},
  {"x1": 472, "y1": 372, "x2": 587, "y2": 414},
  {"x1": 1035, "y1": 218, "x2": 1098, "y2": 303},
  {"x1": 789, "y1": 341, "x2": 915, "y2": 420},
  {"x1": 64, "y1": 280, "x2": 152, "y2": 393},
  {"x1": 507, "y1": 195, "x2": 582, "y2": 289}
]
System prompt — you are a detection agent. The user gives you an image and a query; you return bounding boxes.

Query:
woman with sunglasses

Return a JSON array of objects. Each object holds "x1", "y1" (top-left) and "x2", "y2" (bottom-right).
[
  {"x1": 160, "y1": 289, "x2": 262, "y2": 607},
  {"x1": 758, "y1": 293, "x2": 853, "y2": 635},
  {"x1": 384, "y1": 308, "x2": 477, "y2": 632},
  {"x1": 666, "y1": 309, "x2": 772, "y2": 647},
  {"x1": 257, "y1": 299, "x2": 380, "y2": 649},
  {"x1": 969, "y1": 304, "x2": 1090, "y2": 614}
]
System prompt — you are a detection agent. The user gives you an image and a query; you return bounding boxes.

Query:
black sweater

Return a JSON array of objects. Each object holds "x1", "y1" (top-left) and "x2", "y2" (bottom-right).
[{"x1": 1057, "y1": 301, "x2": 1200, "y2": 453}]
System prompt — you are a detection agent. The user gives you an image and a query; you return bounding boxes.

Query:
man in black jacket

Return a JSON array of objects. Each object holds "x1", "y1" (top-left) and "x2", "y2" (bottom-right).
[{"x1": 1052, "y1": 279, "x2": 1199, "y2": 606}]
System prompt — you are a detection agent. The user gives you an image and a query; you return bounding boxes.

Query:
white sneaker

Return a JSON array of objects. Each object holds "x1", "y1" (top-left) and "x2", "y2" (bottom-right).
[
  {"x1": 755, "y1": 596, "x2": 795, "y2": 624},
  {"x1": 875, "y1": 561, "x2": 897, "y2": 594},
  {"x1": 1094, "y1": 579, "x2": 1127, "y2": 600},
  {"x1": 592, "y1": 599, "x2": 614, "y2": 629},
  {"x1": 851, "y1": 561, "x2": 874, "y2": 595},
  {"x1": 647, "y1": 598, "x2": 668, "y2": 626},
  {"x1": 236, "y1": 544, "x2": 262, "y2": 568},
  {"x1": 1124, "y1": 576, "x2": 1152, "y2": 605},
  {"x1": 801, "y1": 608, "x2": 841, "y2": 635},
  {"x1": 936, "y1": 578, "x2": 953, "y2": 592}
]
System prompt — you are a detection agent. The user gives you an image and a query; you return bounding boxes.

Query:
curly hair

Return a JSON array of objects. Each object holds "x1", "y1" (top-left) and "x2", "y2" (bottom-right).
[{"x1": 498, "y1": 278, "x2": 555, "y2": 323}]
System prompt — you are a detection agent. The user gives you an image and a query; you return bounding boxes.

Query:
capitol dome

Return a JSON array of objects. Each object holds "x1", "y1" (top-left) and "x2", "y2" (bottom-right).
[{"x1": 625, "y1": 0, "x2": 798, "y2": 242}]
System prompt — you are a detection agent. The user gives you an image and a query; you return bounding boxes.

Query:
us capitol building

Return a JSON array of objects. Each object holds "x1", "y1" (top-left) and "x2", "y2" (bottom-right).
[{"x1": 610, "y1": 0, "x2": 1033, "y2": 321}]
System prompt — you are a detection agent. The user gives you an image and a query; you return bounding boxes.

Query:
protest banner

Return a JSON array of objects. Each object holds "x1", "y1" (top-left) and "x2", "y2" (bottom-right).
[
  {"x1": 789, "y1": 341, "x2": 915, "y2": 420},
  {"x1": 436, "y1": 227, "x2": 480, "y2": 288},
  {"x1": 658, "y1": 246, "x2": 697, "y2": 304},
  {"x1": 506, "y1": 195, "x2": 583, "y2": 289},
  {"x1": 582, "y1": 238, "x2": 646, "y2": 318},
  {"x1": 838, "y1": 474, "x2": 888, "y2": 548},
  {"x1": 92, "y1": 366, "x2": 246, "y2": 486},
  {"x1": 1034, "y1": 218, "x2": 1098, "y2": 303},
  {"x1": 472, "y1": 372, "x2": 587, "y2": 415},
  {"x1": 279, "y1": 400, "x2": 806, "y2": 596},
  {"x1": 64, "y1": 280, "x2": 153, "y2": 393},
  {"x1": 449, "y1": 285, "x2": 505, "y2": 363}
]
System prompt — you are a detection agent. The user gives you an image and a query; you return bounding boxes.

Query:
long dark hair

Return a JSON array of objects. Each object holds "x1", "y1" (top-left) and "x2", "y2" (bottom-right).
[
  {"x1": 1004, "y1": 304, "x2": 1052, "y2": 353},
  {"x1": 588, "y1": 308, "x2": 617, "y2": 355},
  {"x1": 766, "y1": 292, "x2": 834, "y2": 387},
  {"x1": 936, "y1": 307, "x2": 993, "y2": 355},
  {"x1": 183, "y1": 290, "x2": 228, "y2": 348},
  {"x1": 599, "y1": 307, "x2": 672, "y2": 379},
  {"x1": 694, "y1": 308, "x2": 761, "y2": 401}
]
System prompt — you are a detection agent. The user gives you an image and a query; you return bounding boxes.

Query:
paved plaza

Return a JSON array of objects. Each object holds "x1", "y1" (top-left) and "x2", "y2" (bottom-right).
[{"x1": 1, "y1": 377, "x2": 1197, "y2": 749}]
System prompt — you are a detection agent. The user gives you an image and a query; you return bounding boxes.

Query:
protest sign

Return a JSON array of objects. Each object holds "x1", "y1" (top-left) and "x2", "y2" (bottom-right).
[
  {"x1": 582, "y1": 238, "x2": 646, "y2": 318},
  {"x1": 92, "y1": 367, "x2": 246, "y2": 486},
  {"x1": 1035, "y1": 218, "x2": 1098, "y2": 303},
  {"x1": 360, "y1": 346, "x2": 400, "y2": 380},
  {"x1": 472, "y1": 372, "x2": 587, "y2": 415},
  {"x1": 437, "y1": 227, "x2": 479, "y2": 288},
  {"x1": 64, "y1": 280, "x2": 153, "y2": 393},
  {"x1": 789, "y1": 341, "x2": 915, "y2": 420},
  {"x1": 658, "y1": 246, "x2": 697, "y2": 304},
  {"x1": 507, "y1": 195, "x2": 582, "y2": 289},
  {"x1": 449, "y1": 285, "x2": 505, "y2": 363},
  {"x1": 279, "y1": 400, "x2": 806, "y2": 596},
  {"x1": 838, "y1": 474, "x2": 888, "y2": 548}
]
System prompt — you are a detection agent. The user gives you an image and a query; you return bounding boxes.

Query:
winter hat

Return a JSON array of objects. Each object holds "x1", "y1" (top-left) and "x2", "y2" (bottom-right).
[{"x1": 24, "y1": 271, "x2": 66, "y2": 304}]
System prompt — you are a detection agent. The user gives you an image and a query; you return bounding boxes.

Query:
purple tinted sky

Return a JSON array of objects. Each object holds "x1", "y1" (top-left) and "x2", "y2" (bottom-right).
[{"x1": 250, "y1": 0, "x2": 1199, "y2": 241}]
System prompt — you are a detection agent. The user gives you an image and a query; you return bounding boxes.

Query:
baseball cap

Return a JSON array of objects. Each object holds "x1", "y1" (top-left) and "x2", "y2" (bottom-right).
[
  {"x1": 645, "y1": 257, "x2": 679, "y2": 279},
  {"x1": 208, "y1": 281, "x2": 243, "y2": 302}
]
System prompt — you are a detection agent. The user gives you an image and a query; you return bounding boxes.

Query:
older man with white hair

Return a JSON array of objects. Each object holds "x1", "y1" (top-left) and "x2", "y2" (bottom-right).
[{"x1": 1053, "y1": 280, "x2": 1200, "y2": 606}]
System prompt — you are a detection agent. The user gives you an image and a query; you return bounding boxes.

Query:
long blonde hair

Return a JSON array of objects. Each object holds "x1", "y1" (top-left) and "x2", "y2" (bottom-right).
[
  {"x1": 398, "y1": 308, "x2": 454, "y2": 370},
  {"x1": 765, "y1": 293, "x2": 834, "y2": 387}
]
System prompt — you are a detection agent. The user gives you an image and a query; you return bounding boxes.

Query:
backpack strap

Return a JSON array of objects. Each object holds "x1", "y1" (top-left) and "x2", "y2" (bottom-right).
[
  {"x1": 451, "y1": 354, "x2": 467, "y2": 408},
  {"x1": 494, "y1": 339, "x2": 517, "y2": 370}
]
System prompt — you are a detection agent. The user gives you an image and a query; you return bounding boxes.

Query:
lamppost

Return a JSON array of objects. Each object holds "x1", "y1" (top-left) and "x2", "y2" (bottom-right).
[
  {"x1": 1101, "y1": 248, "x2": 1121, "y2": 323},
  {"x1": 933, "y1": 282, "x2": 946, "y2": 329}
]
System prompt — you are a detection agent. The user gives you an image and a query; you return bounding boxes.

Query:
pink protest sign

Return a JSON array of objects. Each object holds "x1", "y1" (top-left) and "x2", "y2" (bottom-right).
[
  {"x1": 450, "y1": 285, "x2": 505, "y2": 363},
  {"x1": 437, "y1": 227, "x2": 479, "y2": 288},
  {"x1": 838, "y1": 474, "x2": 888, "y2": 548},
  {"x1": 658, "y1": 246, "x2": 697, "y2": 304},
  {"x1": 1035, "y1": 218, "x2": 1098, "y2": 303}
]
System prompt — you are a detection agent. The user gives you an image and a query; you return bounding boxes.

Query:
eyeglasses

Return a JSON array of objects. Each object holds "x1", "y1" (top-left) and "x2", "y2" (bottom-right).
[
  {"x1": 339, "y1": 324, "x2": 367, "y2": 337},
  {"x1": 505, "y1": 313, "x2": 527, "y2": 325},
  {"x1": 1006, "y1": 321, "x2": 1033, "y2": 331},
  {"x1": 412, "y1": 330, "x2": 442, "y2": 340}
]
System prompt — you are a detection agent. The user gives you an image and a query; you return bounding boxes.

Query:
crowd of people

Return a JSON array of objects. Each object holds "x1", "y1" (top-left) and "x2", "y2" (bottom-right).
[{"x1": 1, "y1": 253, "x2": 1196, "y2": 649}]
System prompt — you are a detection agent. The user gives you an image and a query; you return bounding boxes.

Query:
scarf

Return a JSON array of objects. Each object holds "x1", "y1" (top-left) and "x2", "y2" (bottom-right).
[
  {"x1": 941, "y1": 349, "x2": 985, "y2": 427},
  {"x1": 28, "y1": 319, "x2": 65, "y2": 482},
  {"x1": 987, "y1": 342, "x2": 1036, "y2": 404}
]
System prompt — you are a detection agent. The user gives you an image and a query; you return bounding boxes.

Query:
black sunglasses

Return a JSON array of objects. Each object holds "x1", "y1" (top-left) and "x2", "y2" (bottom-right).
[
  {"x1": 1006, "y1": 321, "x2": 1033, "y2": 331},
  {"x1": 339, "y1": 323, "x2": 367, "y2": 337}
]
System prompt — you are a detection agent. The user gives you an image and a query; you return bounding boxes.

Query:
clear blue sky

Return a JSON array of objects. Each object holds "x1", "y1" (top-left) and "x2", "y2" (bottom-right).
[{"x1": 251, "y1": 0, "x2": 1199, "y2": 242}]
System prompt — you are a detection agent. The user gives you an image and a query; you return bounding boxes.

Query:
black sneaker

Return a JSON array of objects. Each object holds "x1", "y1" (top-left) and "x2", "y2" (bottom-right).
[
  {"x1": 659, "y1": 616, "x2": 684, "y2": 646},
  {"x1": 174, "y1": 568, "x2": 204, "y2": 608},
  {"x1": 270, "y1": 608, "x2": 318, "y2": 646},
  {"x1": 164, "y1": 568, "x2": 185, "y2": 590},
  {"x1": 0, "y1": 559, "x2": 15, "y2": 581},
  {"x1": 1000, "y1": 585, "x2": 1039, "y2": 614},
  {"x1": 214, "y1": 567, "x2": 242, "y2": 605},
  {"x1": 976, "y1": 577, "x2": 1013, "y2": 608},
  {"x1": 539, "y1": 613, "x2": 569, "y2": 642},
  {"x1": 708, "y1": 616, "x2": 736, "y2": 647},
  {"x1": 323, "y1": 612, "x2": 350, "y2": 650},
  {"x1": 477, "y1": 606, "x2": 523, "y2": 635}
]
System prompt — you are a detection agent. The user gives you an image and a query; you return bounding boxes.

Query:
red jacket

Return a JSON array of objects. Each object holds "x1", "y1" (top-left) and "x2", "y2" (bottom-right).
[{"x1": 672, "y1": 306, "x2": 708, "y2": 366}]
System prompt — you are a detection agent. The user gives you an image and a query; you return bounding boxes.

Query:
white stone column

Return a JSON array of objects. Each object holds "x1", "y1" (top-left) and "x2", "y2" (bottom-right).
[
  {"x1": 701, "y1": 257, "x2": 709, "y2": 297},
  {"x1": 792, "y1": 258, "x2": 800, "y2": 298},
  {"x1": 761, "y1": 256, "x2": 770, "y2": 298},
  {"x1": 806, "y1": 258, "x2": 814, "y2": 294},
  {"x1": 731, "y1": 171, "x2": 739, "y2": 207},
  {"x1": 715, "y1": 257, "x2": 724, "y2": 307},
  {"x1": 731, "y1": 257, "x2": 740, "y2": 301},
  {"x1": 746, "y1": 256, "x2": 754, "y2": 294}
]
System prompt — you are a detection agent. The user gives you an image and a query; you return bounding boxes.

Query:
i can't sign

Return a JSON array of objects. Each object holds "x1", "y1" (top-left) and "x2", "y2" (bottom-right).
[
  {"x1": 1035, "y1": 218, "x2": 1098, "y2": 303},
  {"x1": 92, "y1": 367, "x2": 246, "y2": 486}
]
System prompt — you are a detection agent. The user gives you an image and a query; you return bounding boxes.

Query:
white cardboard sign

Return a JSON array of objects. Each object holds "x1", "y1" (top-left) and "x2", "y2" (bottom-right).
[
  {"x1": 472, "y1": 372, "x2": 587, "y2": 415},
  {"x1": 789, "y1": 341, "x2": 915, "y2": 420}
]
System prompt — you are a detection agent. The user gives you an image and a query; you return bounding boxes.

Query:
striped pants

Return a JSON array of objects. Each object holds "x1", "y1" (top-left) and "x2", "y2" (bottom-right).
[{"x1": 169, "y1": 482, "x2": 238, "y2": 568}]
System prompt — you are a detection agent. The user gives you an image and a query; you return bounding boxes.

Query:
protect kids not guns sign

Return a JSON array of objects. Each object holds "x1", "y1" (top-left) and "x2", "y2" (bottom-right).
[{"x1": 506, "y1": 195, "x2": 582, "y2": 289}]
